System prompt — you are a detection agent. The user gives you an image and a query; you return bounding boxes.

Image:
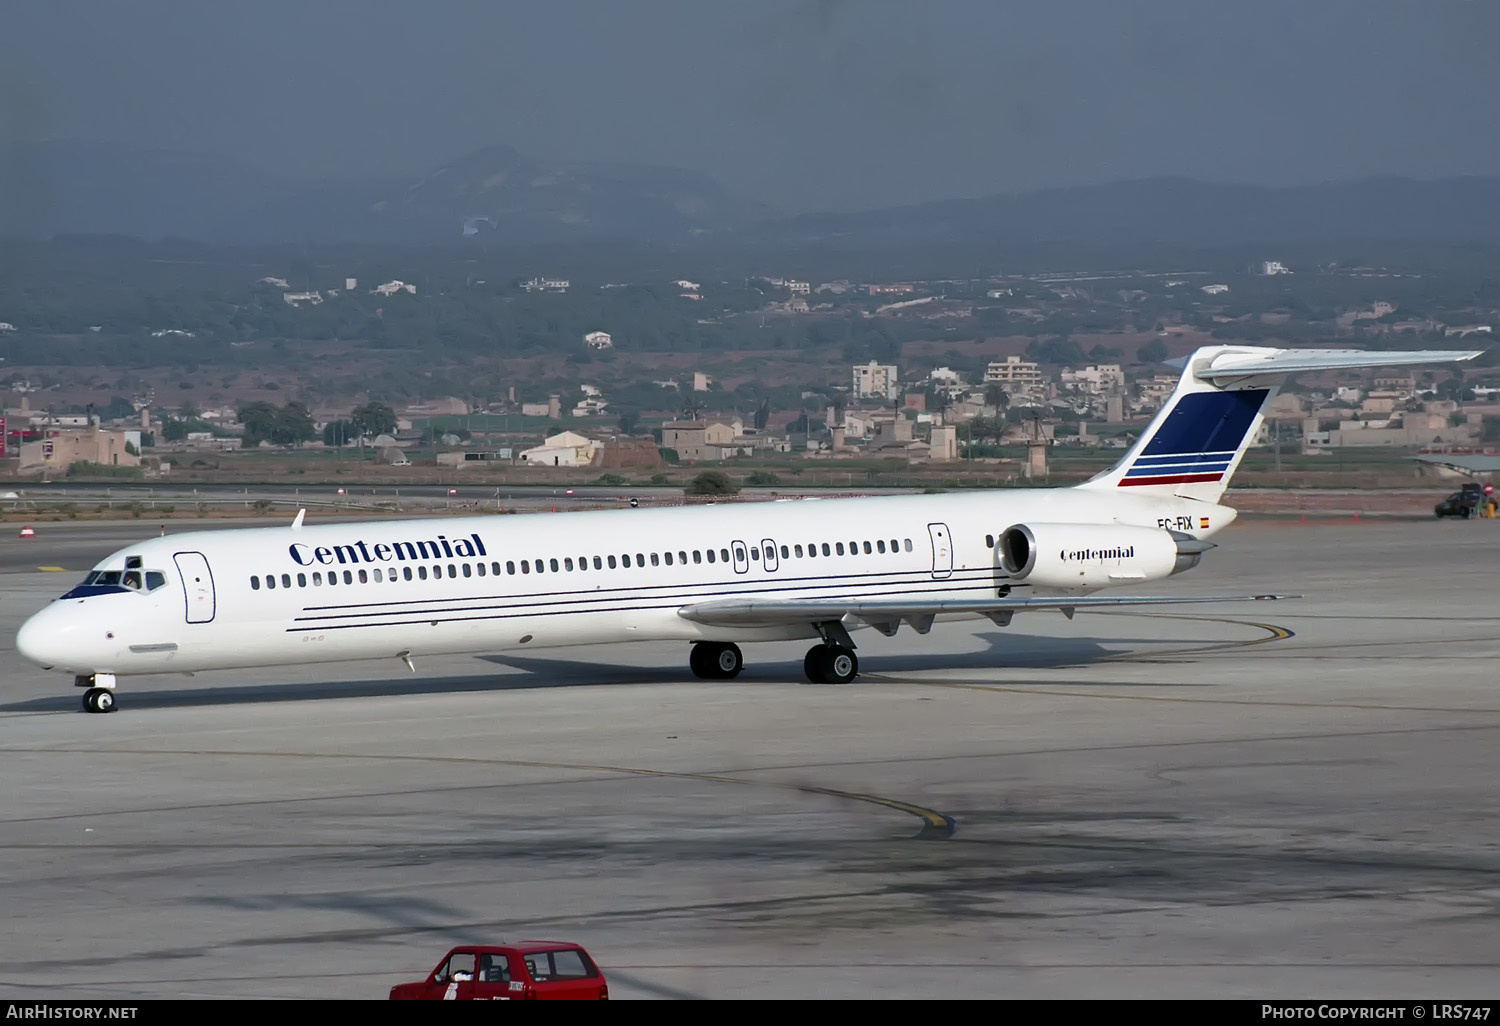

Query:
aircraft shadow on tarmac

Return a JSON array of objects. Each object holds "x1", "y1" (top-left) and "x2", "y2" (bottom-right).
[{"x1": 0, "y1": 629, "x2": 1206, "y2": 714}]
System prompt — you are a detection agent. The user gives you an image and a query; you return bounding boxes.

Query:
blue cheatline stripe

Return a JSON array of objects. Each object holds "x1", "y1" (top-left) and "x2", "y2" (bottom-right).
[
  {"x1": 1139, "y1": 389, "x2": 1269, "y2": 458},
  {"x1": 1130, "y1": 450, "x2": 1238, "y2": 466}
]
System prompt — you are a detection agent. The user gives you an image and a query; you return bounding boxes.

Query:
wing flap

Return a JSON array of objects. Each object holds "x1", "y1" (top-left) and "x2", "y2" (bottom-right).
[{"x1": 678, "y1": 593, "x2": 1297, "y2": 628}]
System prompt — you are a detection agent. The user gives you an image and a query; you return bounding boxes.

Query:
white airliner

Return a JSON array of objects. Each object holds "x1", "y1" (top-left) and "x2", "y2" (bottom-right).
[{"x1": 15, "y1": 344, "x2": 1481, "y2": 712}]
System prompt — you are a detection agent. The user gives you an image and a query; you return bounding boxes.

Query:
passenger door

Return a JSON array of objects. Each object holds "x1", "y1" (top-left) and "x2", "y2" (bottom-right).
[
  {"x1": 472, "y1": 953, "x2": 521, "y2": 1001},
  {"x1": 434, "y1": 952, "x2": 476, "y2": 1000},
  {"x1": 926, "y1": 523, "x2": 953, "y2": 580},
  {"x1": 173, "y1": 551, "x2": 216, "y2": 623}
]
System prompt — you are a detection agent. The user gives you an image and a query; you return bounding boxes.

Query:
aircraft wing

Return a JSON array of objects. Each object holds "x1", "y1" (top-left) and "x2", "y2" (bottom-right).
[
  {"x1": 1195, "y1": 348, "x2": 1482, "y2": 382},
  {"x1": 678, "y1": 593, "x2": 1297, "y2": 633}
]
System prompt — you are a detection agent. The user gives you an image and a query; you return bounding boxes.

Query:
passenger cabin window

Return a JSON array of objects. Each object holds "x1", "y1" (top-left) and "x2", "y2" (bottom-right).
[
  {"x1": 706, "y1": 549, "x2": 715, "y2": 563},
  {"x1": 693, "y1": 550, "x2": 702, "y2": 564}
]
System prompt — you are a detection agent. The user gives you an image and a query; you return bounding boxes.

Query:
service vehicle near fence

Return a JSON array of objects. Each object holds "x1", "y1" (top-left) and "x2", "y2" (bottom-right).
[{"x1": 389, "y1": 943, "x2": 608, "y2": 1000}]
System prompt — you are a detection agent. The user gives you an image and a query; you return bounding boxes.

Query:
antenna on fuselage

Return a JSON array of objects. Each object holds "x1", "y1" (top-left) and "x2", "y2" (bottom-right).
[{"x1": 291, "y1": 509, "x2": 306, "y2": 530}]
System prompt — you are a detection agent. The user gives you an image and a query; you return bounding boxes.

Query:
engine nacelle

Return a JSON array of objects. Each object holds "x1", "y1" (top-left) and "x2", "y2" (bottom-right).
[{"x1": 997, "y1": 522, "x2": 1209, "y2": 589}]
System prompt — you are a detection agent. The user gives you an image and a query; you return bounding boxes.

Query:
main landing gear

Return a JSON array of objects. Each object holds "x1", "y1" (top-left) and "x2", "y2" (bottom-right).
[
  {"x1": 76, "y1": 673, "x2": 118, "y2": 714},
  {"x1": 689, "y1": 622, "x2": 861, "y2": 685},
  {"x1": 689, "y1": 641, "x2": 744, "y2": 680},
  {"x1": 802, "y1": 644, "x2": 858, "y2": 685}
]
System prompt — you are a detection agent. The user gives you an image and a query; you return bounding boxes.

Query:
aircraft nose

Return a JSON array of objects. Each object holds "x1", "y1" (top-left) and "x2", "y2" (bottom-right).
[
  {"x1": 16, "y1": 607, "x2": 60, "y2": 669},
  {"x1": 16, "y1": 603, "x2": 93, "y2": 672}
]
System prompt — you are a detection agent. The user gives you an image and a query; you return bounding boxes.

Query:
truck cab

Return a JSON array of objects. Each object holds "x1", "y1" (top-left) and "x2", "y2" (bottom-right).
[{"x1": 389, "y1": 943, "x2": 607, "y2": 1000}]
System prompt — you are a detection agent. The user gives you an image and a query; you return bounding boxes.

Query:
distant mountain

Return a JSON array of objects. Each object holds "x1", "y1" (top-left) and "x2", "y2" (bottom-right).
[
  {"x1": 743, "y1": 176, "x2": 1500, "y2": 251},
  {"x1": 214, "y1": 143, "x2": 775, "y2": 246},
  {"x1": 0, "y1": 140, "x2": 773, "y2": 246},
  {"x1": 5, "y1": 140, "x2": 1500, "y2": 251}
]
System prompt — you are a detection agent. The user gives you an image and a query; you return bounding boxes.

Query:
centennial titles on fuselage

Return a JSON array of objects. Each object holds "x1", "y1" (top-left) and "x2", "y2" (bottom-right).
[{"x1": 288, "y1": 532, "x2": 489, "y2": 567}]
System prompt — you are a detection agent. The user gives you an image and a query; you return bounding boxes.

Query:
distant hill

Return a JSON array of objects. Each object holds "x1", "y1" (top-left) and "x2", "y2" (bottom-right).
[
  {"x1": 5, "y1": 140, "x2": 1500, "y2": 251},
  {"x1": 1, "y1": 141, "x2": 772, "y2": 246},
  {"x1": 742, "y1": 176, "x2": 1500, "y2": 251}
]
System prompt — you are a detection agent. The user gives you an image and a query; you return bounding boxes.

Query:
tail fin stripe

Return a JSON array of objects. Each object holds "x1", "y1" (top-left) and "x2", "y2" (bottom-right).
[
  {"x1": 1131, "y1": 450, "x2": 1238, "y2": 466},
  {"x1": 1119, "y1": 472, "x2": 1225, "y2": 487}
]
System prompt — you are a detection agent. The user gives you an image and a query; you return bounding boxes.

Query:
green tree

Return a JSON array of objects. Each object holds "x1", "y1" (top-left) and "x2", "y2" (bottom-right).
[
  {"x1": 686, "y1": 471, "x2": 738, "y2": 496},
  {"x1": 237, "y1": 401, "x2": 280, "y2": 448},
  {"x1": 323, "y1": 419, "x2": 355, "y2": 447},
  {"x1": 1137, "y1": 339, "x2": 1169, "y2": 364},
  {"x1": 161, "y1": 418, "x2": 189, "y2": 443},
  {"x1": 350, "y1": 401, "x2": 397, "y2": 438},
  {"x1": 616, "y1": 408, "x2": 641, "y2": 436},
  {"x1": 272, "y1": 402, "x2": 316, "y2": 446}
]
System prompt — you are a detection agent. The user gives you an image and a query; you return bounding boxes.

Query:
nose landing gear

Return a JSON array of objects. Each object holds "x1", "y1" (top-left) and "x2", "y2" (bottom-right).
[
  {"x1": 82, "y1": 688, "x2": 116, "y2": 713},
  {"x1": 76, "y1": 674, "x2": 118, "y2": 714}
]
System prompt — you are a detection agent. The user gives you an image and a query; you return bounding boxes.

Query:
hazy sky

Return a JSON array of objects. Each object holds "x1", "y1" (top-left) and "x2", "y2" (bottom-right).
[{"x1": 4, "y1": 0, "x2": 1498, "y2": 212}]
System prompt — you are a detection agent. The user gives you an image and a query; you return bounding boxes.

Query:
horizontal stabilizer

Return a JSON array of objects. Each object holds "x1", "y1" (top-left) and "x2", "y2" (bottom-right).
[
  {"x1": 678, "y1": 593, "x2": 1297, "y2": 629},
  {"x1": 1197, "y1": 348, "x2": 1481, "y2": 382}
]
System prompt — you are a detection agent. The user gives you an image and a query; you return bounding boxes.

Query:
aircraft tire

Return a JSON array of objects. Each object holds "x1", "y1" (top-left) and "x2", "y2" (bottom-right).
[
  {"x1": 690, "y1": 642, "x2": 742, "y2": 680},
  {"x1": 689, "y1": 643, "x2": 714, "y2": 679},
  {"x1": 712, "y1": 643, "x2": 743, "y2": 679},
  {"x1": 82, "y1": 688, "x2": 116, "y2": 714},
  {"x1": 804, "y1": 646, "x2": 857, "y2": 684}
]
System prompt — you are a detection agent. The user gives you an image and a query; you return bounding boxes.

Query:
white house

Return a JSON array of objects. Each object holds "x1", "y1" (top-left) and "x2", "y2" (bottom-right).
[
  {"x1": 283, "y1": 291, "x2": 322, "y2": 306},
  {"x1": 519, "y1": 430, "x2": 598, "y2": 467},
  {"x1": 1201, "y1": 284, "x2": 1229, "y2": 295},
  {"x1": 584, "y1": 331, "x2": 613, "y2": 350},
  {"x1": 374, "y1": 280, "x2": 416, "y2": 297}
]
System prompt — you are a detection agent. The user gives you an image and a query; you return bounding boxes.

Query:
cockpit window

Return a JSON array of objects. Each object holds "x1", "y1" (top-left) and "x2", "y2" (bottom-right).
[{"x1": 66, "y1": 566, "x2": 169, "y2": 599}]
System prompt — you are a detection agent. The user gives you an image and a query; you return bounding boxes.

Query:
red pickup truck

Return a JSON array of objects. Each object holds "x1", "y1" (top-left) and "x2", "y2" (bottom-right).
[{"x1": 389, "y1": 943, "x2": 608, "y2": 1000}]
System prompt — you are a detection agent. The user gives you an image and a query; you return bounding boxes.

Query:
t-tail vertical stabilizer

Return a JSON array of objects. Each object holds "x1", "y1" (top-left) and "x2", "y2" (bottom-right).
[{"x1": 1077, "y1": 345, "x2": 1483, "y2": 504}]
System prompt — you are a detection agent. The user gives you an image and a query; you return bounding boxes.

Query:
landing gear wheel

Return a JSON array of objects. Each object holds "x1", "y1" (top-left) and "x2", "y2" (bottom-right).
[
  {"x1": 803, "y1": 645, "x2": 858, "y2": 684},
  {"x1": 689, "y1": 642, "x2": 743, "y2": 680},
  {"x1": 82, "y1": 688, "x2": 116, "y2": 714}
]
